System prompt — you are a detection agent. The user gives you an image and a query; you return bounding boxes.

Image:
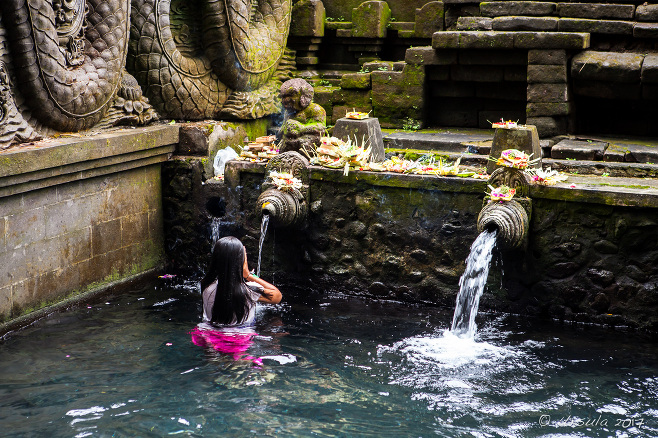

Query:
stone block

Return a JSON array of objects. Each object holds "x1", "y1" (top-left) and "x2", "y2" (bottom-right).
[
  {"x1": 7, "y1": 207, "x2": 46, "y2": 249},
  {"x1": 451, "y1": 65, "x2": 504, "y2": 82},
  {"x1": 480, "y1": 1, "x2": 557, "y2": 17},
  {"x1": 551, "y1": 139, "x2": 607, "y2": 160},
  {"x1": 641, "y1": 54, "x2": 658, "y2": 84},
  {"x1": 352, "y1": 1, "x2": 391, "y2": 38},
  {"x1": 636, "y1": 4, "x2": 658, "y2": 22},
  {"x1": 527, "y1": 64, "x2": 567, "y2": 83},
  {"x1": 336, "y1": 29, "x2": 352, "y2": 37},
  {"x1": 604, "y1": 144, "x2": 630, "y2": 162},
  {"x1": 526, "y1": 102, "x2": 572, "y2": 117},
  {"x1": 527, "y1": 83, "x2": 569, "y2": 102},
  {"x1": 332, "y1": 89, "x2": 372, "y2": 108},
  {"x1": 528, "y1": 49, "x2": 567, "y2": 65},
  {"x1": 513, "y1": 32, "x2": 590, "y2": 49},
  {"x1": 571, "y1": 51, "x2": 644, "y2": 82},
  {"x1": 313, "y1": 86, "x2": 338, "y2": 106},
  {"x1": 460, "y1": 31, "x2": 515, "y2": 49},
  {"x1": 623, "y1": 143, "x2": 658, "y2": 164},
  {"x1": 572, "y1": 80, "x2": 642, "y2": 100},
  {"x1": 121, "y1": 212, "x2": 149, "y2": 246},
  {"x1": 362, "y1": 61, "x2": 394, "y2": 72},
  {"x1": 505, "y1": 66, "x2": 527, "y2": 82},
  {"x1": 297, "y1": 56, "x2": 320, "y2": 65},
  {"x1": 558, "y1": 18, "x2": 633, "y2": 35},
  {"x1": 492, "y1": 16, "x2": 559, "y2": 31},
  {"x1": 92, "y1": 219, "x2": 122, "y2": 256},
  {"x1": 435, "y1": 110, "x2": 479, "y2": 127},
  {"x1": 291, "y1": 0, "x2": 325, "y2": 37},
  {"x1": 405, "y1": 47, "x2": 457, "y2": 65},
  {"x1": 340, "y1": 73, "x2": 371, "y2": 89},
  {"x1": 525, "y1": 116, "x2": 567, "y2": 137},
  {"x1": 415, "y1": 1, "x2": 445, "y2": 38},
  {"x1": 432, "y1": 82, "x2": 476, "y2": 98},
  {"x1": 457, "y1": 50, "x2": 527, "y2": 65},
  {"x1": 487, "y1": 125, "x2": 542, "y2": 173},
  {"x1": 333, "y1": 117, "x2": 386, "y2": 162},
  {"x1": 558, "y1": 3, "x2": 634, "y2": 20},
  {"x1": 456, "y1": 17, "x2": 493, "y2": 31},
  {"x1": 178, "y1": 124, "x2": 211, "y2": 155},
  {"x1": 427, "y1": 66, "x2": 451, "y2": 80},
  {"x1": 634, "y1": 23, "x2": 658, "y2": 39},
  {"x1": 432, "y1": 31, "x2": 460, "y2": 49},
  {"x1": 476, "y1": 82, "x2": 527, "y2": 99},
  {"x1": 0, "y1": 286, "x2": 10, "y2": 320}
]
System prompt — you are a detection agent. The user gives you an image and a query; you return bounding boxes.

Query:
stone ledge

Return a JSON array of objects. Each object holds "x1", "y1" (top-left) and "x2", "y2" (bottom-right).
[
  {"x1": 558, "y1": 18, "x2": 634, "y2": 35},
  {"x1": 0, "y1": 125, "x2": 178, "y2": 198},
  {"x1": 557, "y1": 3, "x2": 635, "y2": 20},
  {"x1": 433, "y1": 31, "x2": 590, "y2": 49},
  {"x1": 572, "y1": 51, "x2": 645, "y2": 82},
  {"x1": 481, "y1": 1, "x2": 557, "y2": 17}
]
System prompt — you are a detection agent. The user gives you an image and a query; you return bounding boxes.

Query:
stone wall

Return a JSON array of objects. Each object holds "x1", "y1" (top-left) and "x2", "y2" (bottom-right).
[
  {"x1": 210, "y1": 161, "x2": 658, "y2": 333},
  {"x1": 0, "y1": 125, "x2": 178, "y2": 325}
]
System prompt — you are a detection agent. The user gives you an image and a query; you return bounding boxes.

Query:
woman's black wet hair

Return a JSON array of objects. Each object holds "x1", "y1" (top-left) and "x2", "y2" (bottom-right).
[{"x1": 200, "y1": 236, "x2": 251, "y2": 324}]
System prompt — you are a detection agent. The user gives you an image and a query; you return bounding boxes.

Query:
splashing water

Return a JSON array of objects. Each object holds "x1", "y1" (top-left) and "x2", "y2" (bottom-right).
[
  {"x1": 450, "y1": 229, "x2": 497, "y2": 338},
  {"x1": 256, "y1": 214, "x2": 270, "y2": 277}
]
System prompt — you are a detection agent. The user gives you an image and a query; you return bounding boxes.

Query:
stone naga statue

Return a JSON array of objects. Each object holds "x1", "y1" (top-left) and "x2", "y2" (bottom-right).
[
  {"x1": 129, "y1": 0, "x2": 292, "y2": 120},
  {"x1": 0, "y1": 0, "x2": 156, "y2": 142}
]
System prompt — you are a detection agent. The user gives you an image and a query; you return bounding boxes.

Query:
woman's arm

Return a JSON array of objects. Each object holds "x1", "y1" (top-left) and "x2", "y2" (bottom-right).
[{"x1": 245, "y1": 274, "x2": 282, "y2": 304}]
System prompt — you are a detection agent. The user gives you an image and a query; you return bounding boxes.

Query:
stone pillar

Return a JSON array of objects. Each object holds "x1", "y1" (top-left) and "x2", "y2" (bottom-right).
[
  {"x1": 332, "y1": 117, "x2": 386, "y2": 162},
  {"x1": 526, "y1": 49, "x2": 570, "y2": 138}
]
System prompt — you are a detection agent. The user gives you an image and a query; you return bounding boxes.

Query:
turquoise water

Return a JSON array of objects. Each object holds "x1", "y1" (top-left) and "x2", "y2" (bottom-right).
[{"x1": 1, "y1": 283, "x2": 657, "y2": 437}]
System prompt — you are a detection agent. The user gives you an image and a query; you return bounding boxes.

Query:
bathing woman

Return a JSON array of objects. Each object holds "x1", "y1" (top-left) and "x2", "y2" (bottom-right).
[{"x1": 200, "y1": 236, "x2": 281, "y2": 325}]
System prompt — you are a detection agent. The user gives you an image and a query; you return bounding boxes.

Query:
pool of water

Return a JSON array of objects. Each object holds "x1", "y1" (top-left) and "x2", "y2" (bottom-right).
[{"x1": 1, "y1": 283, "x2": 657, "y2": 437}]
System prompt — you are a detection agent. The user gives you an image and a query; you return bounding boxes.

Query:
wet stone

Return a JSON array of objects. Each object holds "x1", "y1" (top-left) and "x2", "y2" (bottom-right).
[
  {"x1": 410, "y1": 249, "x2": 429, "y2": 263},
  {"x1": 587, "y1": 268, "x2": 615, "y2": 287},
  {"x1": 347, "y1": 221, "x2": 367, "y2": 238},
  {"x1": 551, "y1": 139, "x2": 607, "y2": 161},
  {"x1": 590, "y1": 292, "x2": 611, "y2": 313},
  {"x1": 546, "y1": 261, "x2": 580, "y2": 278}
]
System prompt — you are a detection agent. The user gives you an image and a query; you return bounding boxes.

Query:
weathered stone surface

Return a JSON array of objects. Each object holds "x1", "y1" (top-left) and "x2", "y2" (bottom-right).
[
  {"x1": 641, "y1": 54, "x2": 658, "y2": 84},
  {"x1": 528, "y1": 49, "x2": 567, "y2": 65},
  {"x1": 620, "y1": 142, "x2": 658, "y2": 164},
  {"x1": 331, "y1": 105, "x2": 373, "y2": 124},
  {"x1": 456, "y1": 17, "x2": 493, "y2": 30},
  {"x1": 571, "y1": 51, "x2": 644, "y2": 82},
  {"x1": 333, "y1": 117, "x2": 386, "y2": 162},
  {"x1": 558, "y1": 18, "x2": 634, "y2": 35},
  {"x1": 525, "y1": 116, "x2": 566, "y2": 137},
  {"x1": 487, "y1": 125, "x2": 541, "y2": 173},
  {"x1": 634, "y1": 23, "x2": 658, "y2": 39},
  {"x1": 527, "y1": 83, "x2": 569, "y2": 102},
  {"x1": 557, "y1": 3, "x2": 635, "y2": 20},
  {"x1": 432, "y1": 31, "x2": 515, "y2": 49},
  {"x1": 352, "y1": 1, "x2": 391, "y2": 38},
  {"x1": 333, "y1": 89, "x2": 372, "y2": 108},
  {"x1": 290, "y1": 0, "x2": 326, "y2": 37},
  {"x1": 405, "y1": 47, "x2": 457, "y2": 65},
  {"x1": 415, "y1": 1, "x2": 445, "y2": 38},
  {"x1": 513, "y1": 32, "x2": 590, "y2": 49},
  {"x1": 340, "y1": 73, "x2": 372, "y2": 89},
  {"x1": 371, "y1": 66, "x2": 425, "y2": 126},
  {"x1": 458, "y1": 50, "x2": 527, "y2": 65},
  {"x1": 604, "y1": 144, "x2": 630, "y2": 162},
  {"x1": 526, "y1": 102, "x2": 571, "y2": 117},
  {"x1": 451, "y1": 65, "x2": 505, "y2": 81},
  {"x1": 527, "y1": 65, "x2": 567, "y2": 83},
  {"x1": 361, "y1": 61, "x2": 394, "y2": 72},
  {"x1": 178, "y1": 124, "x2": 211, "y2": 155},
  {"x1": 480, "y1": 1, "x2": 557, "y2": 17},
  {"x1": 493, "y1": 16, "x2": 559, "y2": 31},
  {"x1": 551, "y1": 139, "x2": 607, "y2": 160},
  {"x1": 573, "y1": 80, "x2": 642, "y2": 99},
  {"x1": 636, "y1": 4, "x2": 658, "y2": 22}
]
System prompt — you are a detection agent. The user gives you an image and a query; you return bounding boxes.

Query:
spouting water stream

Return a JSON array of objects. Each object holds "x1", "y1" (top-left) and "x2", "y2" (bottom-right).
[
  {"x1": 256, "y1": 214, "x2": 270, "y2": 277},
  {"x1": 450, "y1": 229, "x2": 497, "y2": 338}
]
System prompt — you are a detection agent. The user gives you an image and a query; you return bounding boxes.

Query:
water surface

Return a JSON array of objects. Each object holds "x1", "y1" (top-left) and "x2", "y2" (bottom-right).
[{"x1": 0, "y1": 283, "x2": 656, "y2": 437}]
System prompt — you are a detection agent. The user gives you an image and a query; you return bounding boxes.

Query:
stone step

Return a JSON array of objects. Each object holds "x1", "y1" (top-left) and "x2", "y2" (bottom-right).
[
  {"x1": 383, "y1": 131, "x2": 494, "y2": 153},
  {"x1": 432, "y1": 31, "x2": 590, "y2": 50}
]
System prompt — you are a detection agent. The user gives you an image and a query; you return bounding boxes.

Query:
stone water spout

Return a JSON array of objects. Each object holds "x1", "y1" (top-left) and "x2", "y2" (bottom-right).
[
  {"x1": 256, "y1": 151, "x2": 309, "y2": 228},
  {"x1": 477, "y1": 167, "x2": 532, "y2": 250}
]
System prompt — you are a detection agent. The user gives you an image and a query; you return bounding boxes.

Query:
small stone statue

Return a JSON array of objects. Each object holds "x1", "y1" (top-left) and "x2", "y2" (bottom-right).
[{"x1": 279, "y1": 78, "x2": 326, "y2": 153}]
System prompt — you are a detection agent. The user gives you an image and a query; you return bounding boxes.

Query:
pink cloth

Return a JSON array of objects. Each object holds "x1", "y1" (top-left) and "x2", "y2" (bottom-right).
[{"x1": 190, "y1": 327, "x2": 263, "y2": 366}]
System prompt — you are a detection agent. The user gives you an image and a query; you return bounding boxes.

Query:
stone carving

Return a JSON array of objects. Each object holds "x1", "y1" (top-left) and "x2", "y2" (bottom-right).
[
  {"x1": 256, "y1": 151, "x2": 309, "y2": 228},
  {"x1": 0, "y1": 62, "x2": 41, "y2": 148},
  {"x1": 488, "y1": 167, "x2": 530, "y2": 198},
  {"x1": 129, "y1": 0, "x2": 292, "y2": 120},
  {"x1": 477, "y1": 200, "x2": 529, "y2": 250},
  {"x1": 0, "y1": 0, "x2": 145, "y2": 132},
  {"x1": 279, "y1": 78, "x2": 326, "y2": 153}
]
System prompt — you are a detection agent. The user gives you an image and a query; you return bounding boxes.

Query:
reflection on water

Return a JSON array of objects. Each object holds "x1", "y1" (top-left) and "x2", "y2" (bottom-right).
[{"x1": 0, "y1": 285, "x2": 657, "y2": 437}]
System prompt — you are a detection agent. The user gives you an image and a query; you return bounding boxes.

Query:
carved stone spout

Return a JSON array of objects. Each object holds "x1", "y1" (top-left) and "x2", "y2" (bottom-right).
[
  {"x1": 477, "y1": 200, "x2": 529, "y2": 249},
  {"x1": 255, "y1": 151, "x2": 309, "y2": 228}
]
